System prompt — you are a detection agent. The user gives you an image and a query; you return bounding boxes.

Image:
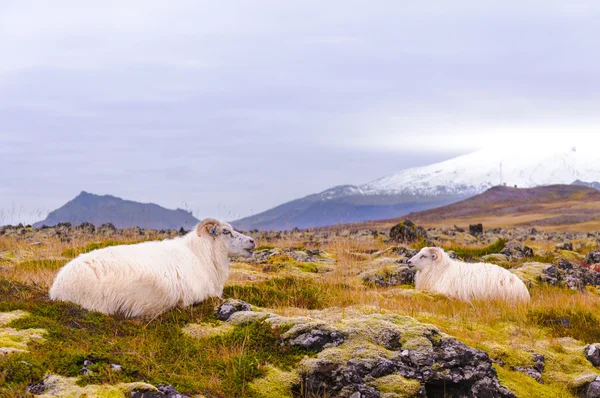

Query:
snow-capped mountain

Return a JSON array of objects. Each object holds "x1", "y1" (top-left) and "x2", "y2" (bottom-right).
[
  {"x1": 360, "y1": 145, "x2": 600, "y2": 197},
  {"x1": 233, "y1": 145, "x2": 600, "y2": 230}
]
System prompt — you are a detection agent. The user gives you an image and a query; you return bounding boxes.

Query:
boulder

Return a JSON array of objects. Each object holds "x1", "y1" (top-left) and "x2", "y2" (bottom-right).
[
  {"x1": 215, "y1": 299, "x2": 252, "y2": 321},
  {"x1": 389, "y1": 221, "x2": 427, "y2": 244},
  {"x1": 542, "y1": 260, "x2": 600, "y2": 290},
  {"x1": 501, "y1": 241, "x2": 534, "y2": 259},
  {"x1": 586, "y1": 344, "x2": 600, "y2": 367},
  {"x1": 585, "y1": 251, "x2": 600, "y2": 265},
  {"x1": 555, "y1": 242, "x2": 573, "y2": 251},
  {"x1": 215, "y1": 305, "x2": 514, "y2": 397},
  {"x1": 469, "y1": 224, "x2": 483, "y2": 236},
  {"x1": 515, "y1": 353, "x2": 545, "y2": 383},
  {"x1": 362, "y1": 265, "x2": 416, "y2": 287}
]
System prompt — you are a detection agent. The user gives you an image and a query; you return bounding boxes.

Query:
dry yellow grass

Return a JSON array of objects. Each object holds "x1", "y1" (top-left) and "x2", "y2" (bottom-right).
[{"x1": 1, "y1": 228, "x2": 600, "y2": 397}]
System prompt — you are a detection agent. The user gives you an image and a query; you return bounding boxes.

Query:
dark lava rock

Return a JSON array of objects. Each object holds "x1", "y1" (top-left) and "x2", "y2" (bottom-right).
[
  {"x1": 132, "y1": 384, "x2": 189, "y2": 398},
  {"x1": 469, "y1": 223, "x2": 483, "y2": 236},
  {"x1": 286, "y1": 328, "x2": 345, "y2": 351},
  {"x1": 300, "y1": 336, "x2": 514, "y2": 398},
  {"x1": 389, "y1": 220, "x2": 427, "y2": 244},
  {"x1": 501, "y1": 241, "x2": 534, "y2": 259},
  {"x1": 515, "y1": 354, "x2": 544, "y2": 384},
  {"x1": 583, "y1": 377, "x2": 600, "y2": 398},
  {"x1": 299, "y1": 360, "x2": 381, "y2": 398},
  {"x1": 387, "y1": 246, "x2": 419, "y2": 259},
  {"x1": 542, "y1": 260, "x2": 600, "y2": 290},
  {"x1": 453, "y1": 225, "x2": 465, "y2": 233},
  {"x1": 586, "y1": 344, "x2": 600, "y2": 367},
  {"x1": 362, "y1": 265, "x2": 416, "y2": 287},
  {"x1": 556, "y1": 242, "x2": 574, "y2": 251},
  {"x1": 76, "y1": 222, "x2": 96, "y2": 233},
  {"x1": 215, "y1": 299, "x2": 251, "y2": 321},
  {"x1": 396, "y1": 339, "x2": 514, "y2": 397},
  {"x1": 585, "y1": 251, "x2": 600, "y2": 265}
]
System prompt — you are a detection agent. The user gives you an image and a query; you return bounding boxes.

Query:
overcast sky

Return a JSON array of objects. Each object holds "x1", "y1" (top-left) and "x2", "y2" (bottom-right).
[{"x1": 1, "y1": 1, "x2": 600, "y2": 225}]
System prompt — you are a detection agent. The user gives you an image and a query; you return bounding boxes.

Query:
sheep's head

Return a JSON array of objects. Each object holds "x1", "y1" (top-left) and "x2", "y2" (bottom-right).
[
  {"x1": 407, "y1": 247, "x2": 445, "y2": 271},
  {"x1": 197, "y1": 218, "x2": 256, "y2": 258}
]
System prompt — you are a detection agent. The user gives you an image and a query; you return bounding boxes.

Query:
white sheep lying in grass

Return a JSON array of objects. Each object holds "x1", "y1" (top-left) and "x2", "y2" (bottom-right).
[
  {"x1": 407, "y1": 247, "x2": 530, "y2": 303},
  {"x1": 49, "y1": 218, "x2": 256, "y2": 318}
]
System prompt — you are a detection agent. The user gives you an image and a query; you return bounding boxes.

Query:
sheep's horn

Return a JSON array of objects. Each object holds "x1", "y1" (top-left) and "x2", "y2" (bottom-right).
[{"x1": 197, "y1": 218, "x2": 220, "y2": 237}]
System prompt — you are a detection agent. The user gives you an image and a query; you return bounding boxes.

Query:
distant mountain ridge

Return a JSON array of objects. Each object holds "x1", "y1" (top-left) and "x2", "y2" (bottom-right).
[
  {"x1": 233, "y1": 145, "x2": 600, "y2": 230},
  {"x1": 33, "y1": 191, "x2": 199, "y2": 230},
  {"x1": 362, "y1": 184, "x2": 600, "y2": 231}
]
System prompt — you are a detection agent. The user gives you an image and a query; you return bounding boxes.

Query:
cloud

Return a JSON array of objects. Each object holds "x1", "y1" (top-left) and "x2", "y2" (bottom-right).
[{"x1": 1, "y1": 1, "x2": 600, "y2": 224}]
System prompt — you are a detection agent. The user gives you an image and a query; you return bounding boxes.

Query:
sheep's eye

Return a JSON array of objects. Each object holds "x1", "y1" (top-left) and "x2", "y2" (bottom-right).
[
  {"x1": 420, "y1": 255, "x2": 426, "y2": 259},
  {"x1": 223, "y1": 230, "x2": 231, "y2": 235}
]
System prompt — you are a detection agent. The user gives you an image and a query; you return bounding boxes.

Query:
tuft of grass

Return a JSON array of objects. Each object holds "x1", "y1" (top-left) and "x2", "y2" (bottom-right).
[
  {"x1": 444, "y1": 239, "x2": 507, "y2": 260},
  {"x1": 224, "y1": 277, "x2": 333, "y2": 310},
  {"x1": 16, "y1": 259, "x2": 67, "y2": 271},
  {"x1": 528, "y1": 306, "x2": 600, "y2": 344},
  {"x1": 0, "y1": 280, "x2": 310, "y2": 397},
  {"x1": 61, "y1": 241, "x2": 126, "y2": 258}
]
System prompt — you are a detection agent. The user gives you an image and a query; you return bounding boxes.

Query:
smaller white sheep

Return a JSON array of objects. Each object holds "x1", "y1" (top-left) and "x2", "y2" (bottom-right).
[
  {"x1": 407, "y1": 247, "x2": 530, "y2": 303},
  {"x1": 49, "y1": 218, "x2": 256, "y2": 318}
]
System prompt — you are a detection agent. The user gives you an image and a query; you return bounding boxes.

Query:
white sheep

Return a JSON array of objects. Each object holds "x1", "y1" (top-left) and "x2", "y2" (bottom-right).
[
  {"x1": 407, "y1": 247, "x2": 530, "y2": 303},
  {"x1": 49, "y1": 218, "x2": 256, "y2": 318}
]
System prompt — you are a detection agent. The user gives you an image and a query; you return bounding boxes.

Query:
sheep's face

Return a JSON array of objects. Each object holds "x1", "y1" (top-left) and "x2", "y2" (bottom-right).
[
  {"x1": 218, "y1": 224, "x2": 256, "y2": 258},
  {"x1": 198, "y1": 219, "x2": 256, "y2": 258},
  {"x1": 407, "y1": 247, "x2": 444, "y2": 271}
]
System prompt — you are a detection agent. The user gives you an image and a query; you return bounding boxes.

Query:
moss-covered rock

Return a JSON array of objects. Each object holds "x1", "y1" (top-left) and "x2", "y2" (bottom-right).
[
  {"x1": 481, "y1": 253, "x2": 509, "y2": 263},
  {"x1": 0, "y1": 311, "x2": 46, "y2": 355},
  {"x1": 367, "y1": 374, "x2": 422, "y2": 397},
  {"x1": 361, "y1": 264, "x2": 415, "y2": 287},
  {"x1": 511, "y1": 262, "x2": 552, "y2": 285},
  {"x1": 31, "y1": 374, "x2": 128, "y2": 397}
]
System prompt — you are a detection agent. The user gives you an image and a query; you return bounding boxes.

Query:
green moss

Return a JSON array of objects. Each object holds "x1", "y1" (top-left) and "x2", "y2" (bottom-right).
[
  {"x1": 368, "y1": 374, "x2": 421, "y2": 397},
  {"x1": 248, "y1": 365, "x2": 299, "y2": 398},
  {"x1": 511, "y1": 262, "x2": 551, "y2": 285},
  {"x1": 496, "y1": 366, "x2": 571, "y2": 398},
  {"x1": 255, "y1": 246, "x2": 275, "y2": 251},
  {"x1": 0, "y1": 353, "x2": 45, "y2": 385},
  {"x1": 295, "y1": 262, "x2": 330, "y2": 274},
  {"x1": 182, "y1": 322, "x2": 235, "y2": 339}
]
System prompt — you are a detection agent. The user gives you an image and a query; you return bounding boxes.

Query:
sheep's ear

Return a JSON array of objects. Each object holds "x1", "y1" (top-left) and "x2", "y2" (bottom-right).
[
  {"x1": 197, "y1": 218, "x2": 220, "y2": 238},
  {"x1": 431, "y1": 252, "x2": 438, "y2": 261}
]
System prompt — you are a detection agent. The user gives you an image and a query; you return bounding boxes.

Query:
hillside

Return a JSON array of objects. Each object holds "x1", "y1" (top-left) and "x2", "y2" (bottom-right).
[
  {"x1": 371, "y1": 184, "x2": 600, "y2": 231},
  {"x1": 33, "y1": 191, "x2": 199, "y2": 230},
  {"x1": 2, "y1": 222, "x2": 600, "y2": 396}
]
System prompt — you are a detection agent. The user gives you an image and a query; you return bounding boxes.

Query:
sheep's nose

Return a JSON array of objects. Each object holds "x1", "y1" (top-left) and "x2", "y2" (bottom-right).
[
  {"x1": 249, "y1": 238, "x2": 256, "y2": 247},
  {"x1": 407, "y1": 259, "x2": 412, "y2": 265}
]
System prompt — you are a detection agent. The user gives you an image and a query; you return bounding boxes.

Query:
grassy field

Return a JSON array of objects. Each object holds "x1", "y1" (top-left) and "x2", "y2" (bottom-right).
[{"x1": 1, "y1": 228, "x2": 600, "y2": 397}]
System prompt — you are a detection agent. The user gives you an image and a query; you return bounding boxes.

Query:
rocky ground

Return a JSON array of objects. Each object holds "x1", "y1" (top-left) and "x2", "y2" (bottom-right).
[{"x1": 1, "y1": 221, "x2": 600, "y2": 397}]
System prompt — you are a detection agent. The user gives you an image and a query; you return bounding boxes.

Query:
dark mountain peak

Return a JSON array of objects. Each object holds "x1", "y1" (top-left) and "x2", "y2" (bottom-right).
[
  {"x1": 34, "y1": 192, "x2": 199, "y2": 230},
  {"x1": 572, "y1": 180, "x2": 600, "y2": 190}
]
